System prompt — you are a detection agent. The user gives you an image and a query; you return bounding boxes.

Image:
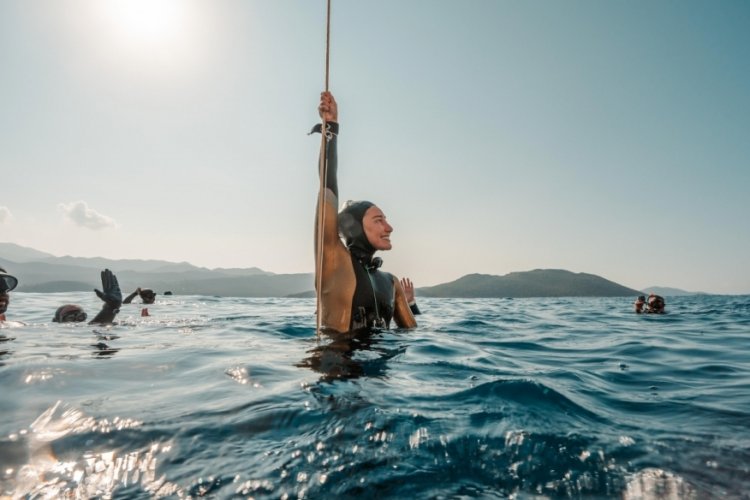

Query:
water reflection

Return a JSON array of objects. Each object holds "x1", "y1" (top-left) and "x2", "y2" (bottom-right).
[
  {"x1": 91, "y1": 332, "x2": 121, "y2": 358},
  {"x1": 91, "y1": 342, "x2": 120, "y2": 358},
  {"x1": 0, "y1": 334, "x2": 14, "y2": 366},
  {"x1": 1, "y1": 401, "x2": 180, "y2": 498},
  {"x1": 624, "y1": 468, "x2": 696, "y2": 499},
  {"x1": 298, "y1": 328, "x2": 406, "y2": 381}
]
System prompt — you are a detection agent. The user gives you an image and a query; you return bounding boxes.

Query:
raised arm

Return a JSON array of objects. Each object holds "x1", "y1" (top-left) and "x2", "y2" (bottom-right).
[
  {"x1": 123, "y1": 288, "x2": 140, "y2": 304},
  {"x1": 89, "y1": 269, "x2": 122, "y2": 325},
  {"x1": 311, "y1": 92, "x2": 359, "y2": 332},
  {"x1": 316, "y1": 91, "x2": 339, "y2": 196},
  {"x1": 313, "y1": 91, "x2": 341, "y2": 263}
]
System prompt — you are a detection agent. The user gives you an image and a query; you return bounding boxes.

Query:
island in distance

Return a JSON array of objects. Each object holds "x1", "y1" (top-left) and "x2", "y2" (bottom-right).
[
  {"x1": 0, "y1": 242, "x2": 696, "y2": 298},
  {"x1": 417, "y1": 269, "x2": 641, "y2": 298}
]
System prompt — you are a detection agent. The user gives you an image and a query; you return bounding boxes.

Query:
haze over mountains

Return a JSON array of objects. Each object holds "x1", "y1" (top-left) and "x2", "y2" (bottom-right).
[
  {"x1": 0, "y1": 242, "x2": 305, "y2": 297},
  {"x1": 637, "y1": 286, "x2": 708, "y2": 297},
  {"x1": 1, "y1": 242, "x2": 702, "y2": 298}
]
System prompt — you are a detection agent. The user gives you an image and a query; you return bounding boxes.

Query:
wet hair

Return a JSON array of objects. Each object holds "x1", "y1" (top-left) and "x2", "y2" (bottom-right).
[
  {"x1": 53, "y1": 304, "x2": 88, "y2": 323},
  {"x1": 647, "y1": 294, "x2": 665, "y2": 312},
  {"x1": 649, "y1": 295, "x2": 664, "y2": 305}
]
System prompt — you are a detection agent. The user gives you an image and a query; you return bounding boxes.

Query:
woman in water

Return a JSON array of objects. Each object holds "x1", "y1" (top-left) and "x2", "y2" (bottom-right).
[{"x1": 312, "y1": 91, "x2": 417, "y2": 333}]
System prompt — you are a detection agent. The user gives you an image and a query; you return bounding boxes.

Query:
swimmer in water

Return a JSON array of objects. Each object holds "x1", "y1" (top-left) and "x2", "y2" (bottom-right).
[
  {"x1": 646, "y1": 293, "x2": 666, "y2": 314},
  {"x1": 53, "y1": 304, "x2": 88, "y2": 323},
  {"x1": 634, "y1": 295, "x2": 646, "y2": 314},
  {"x1": 52, "y1": 269, "x2": 123, "y2": 325},
  {"x1": 312, "y1": 91, "x2": 417, "y2": 333},
  {"x1": 0, "y1": 266, "x2": 19, "y2": 322},
  {"x1": 123, "y1": 287, "x2": 156, "y2": 305}
]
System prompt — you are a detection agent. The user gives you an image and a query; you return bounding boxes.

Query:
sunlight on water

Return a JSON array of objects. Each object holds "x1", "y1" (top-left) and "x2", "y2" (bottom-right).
[{"x1": 4, "y1": 401, "x2": 178, "y2": 498}]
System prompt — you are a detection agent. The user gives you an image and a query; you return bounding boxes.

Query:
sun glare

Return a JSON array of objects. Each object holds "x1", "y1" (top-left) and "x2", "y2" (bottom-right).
[{"x1": 94, "y1": 0, "x2": 196, "y2": 67}]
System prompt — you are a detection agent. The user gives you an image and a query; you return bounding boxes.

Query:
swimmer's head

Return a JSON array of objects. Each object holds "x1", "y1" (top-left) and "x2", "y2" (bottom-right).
[
  {"x1": 648, "y1": 294, "x2": 665, "y2": 313},
  {"x1": 139, "y1": 288, "x2": 156, "y2": 304},
  {"x1": 339, "y1": 200, "x2": 373, "y2": 248},
  {"x1": 53, "y1": 304, "x2": 88, "y2": 323},
  {"x1": 339, "y1": 200, "x2": 392, "y2": 254},
  {"x1": 0, "y1": 267, "x2": 18, "y2": 293},
  {"x1": 0, "y1": 267, "x2": 18, "y2": 315},
  {"x1": 634, "y1": 295, "x2": 646, "y2": 313}
]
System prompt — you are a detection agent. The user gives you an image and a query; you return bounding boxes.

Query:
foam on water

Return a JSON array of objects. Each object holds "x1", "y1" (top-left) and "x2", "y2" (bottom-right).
[{"x1": 1, "y1": 293, "x2": 749, "y2": 498}]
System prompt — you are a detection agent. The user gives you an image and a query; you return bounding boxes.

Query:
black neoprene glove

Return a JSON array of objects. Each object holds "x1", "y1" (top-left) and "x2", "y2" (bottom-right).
[
  {"x1": 95, "y1": 269, "x2": 122, "y2": 309},
  {"x1": 90, "y1": 269, "x2": 122, "y2": 324}
]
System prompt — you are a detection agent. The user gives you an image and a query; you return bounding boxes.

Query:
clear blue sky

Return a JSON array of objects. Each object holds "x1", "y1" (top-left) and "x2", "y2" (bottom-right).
[{"x1": 1, "y1": 0, "x2": 748, "y2": 294}]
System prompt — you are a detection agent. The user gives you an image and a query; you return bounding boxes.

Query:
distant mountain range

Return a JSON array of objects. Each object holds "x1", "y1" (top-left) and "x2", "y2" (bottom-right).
[
  {"x1": 1, "y1": 242, "x2": 310, "y2": 297},
  {"x1": 1, "y1": 241, "x2": 679, "y2": 298}
]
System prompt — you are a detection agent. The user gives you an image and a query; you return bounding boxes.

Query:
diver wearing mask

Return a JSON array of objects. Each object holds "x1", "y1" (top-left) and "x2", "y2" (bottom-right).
[{"x1": 312, "y1": 91, "x2": 417, "y2": 333}]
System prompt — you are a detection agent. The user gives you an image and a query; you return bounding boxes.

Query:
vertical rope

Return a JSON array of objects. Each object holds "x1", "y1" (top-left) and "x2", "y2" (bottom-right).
[
  {"x1": 316, "y1": 0, "x2": 332, "y2": 334},
  {"x1": 325, "y1": 0, "x2": 331, "y2": 92}
]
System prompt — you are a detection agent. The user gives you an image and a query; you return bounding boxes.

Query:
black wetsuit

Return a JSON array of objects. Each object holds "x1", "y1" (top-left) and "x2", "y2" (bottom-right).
[{"x1": 349, "y1": 250, "x2": 395, "y2": 329}]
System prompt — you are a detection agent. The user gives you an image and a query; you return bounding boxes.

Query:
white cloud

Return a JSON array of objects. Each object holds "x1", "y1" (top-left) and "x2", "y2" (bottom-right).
[
  {"x1": 0, "y1": 206, "x2": 11, "y2": 224},
  {"x1": 58, "y1": 201, "x2": 118, "y2": 230}
]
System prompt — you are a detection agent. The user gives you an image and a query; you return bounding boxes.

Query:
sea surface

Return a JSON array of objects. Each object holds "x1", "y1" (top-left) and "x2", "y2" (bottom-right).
[{"x1": 1, "y1": 293, "x2": 749, "y2": 499}]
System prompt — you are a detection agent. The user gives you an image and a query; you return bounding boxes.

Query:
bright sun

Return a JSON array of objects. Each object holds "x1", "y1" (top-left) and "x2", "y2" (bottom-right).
[{"x1": 94, "y1": 0, "x2": 196, "y2": 66}]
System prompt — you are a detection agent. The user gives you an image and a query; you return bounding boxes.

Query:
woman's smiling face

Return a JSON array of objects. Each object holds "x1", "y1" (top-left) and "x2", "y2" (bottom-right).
[{"x1": 362, "y1": 205, "x2": 393, "y2": 251}]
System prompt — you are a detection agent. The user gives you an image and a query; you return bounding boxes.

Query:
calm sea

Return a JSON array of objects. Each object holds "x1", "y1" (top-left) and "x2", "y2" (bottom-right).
[{"x1": 1, "y1": 293, "x2": 748, "y2": 499}]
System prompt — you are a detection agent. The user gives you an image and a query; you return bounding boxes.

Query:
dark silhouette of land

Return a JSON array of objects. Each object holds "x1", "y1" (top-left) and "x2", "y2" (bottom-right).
[{"x1": 417, "y1": 269, "x2": 642, "y2": 298}]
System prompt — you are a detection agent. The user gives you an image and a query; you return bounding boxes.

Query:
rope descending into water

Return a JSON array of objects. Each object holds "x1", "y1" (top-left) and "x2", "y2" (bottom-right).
[{"x1": 316, "y1": 0, "x2": 332, "y2": 334}]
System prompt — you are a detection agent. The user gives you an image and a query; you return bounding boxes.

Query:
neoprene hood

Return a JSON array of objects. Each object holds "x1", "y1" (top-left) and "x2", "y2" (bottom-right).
[{"x1": 338, "y1": 200, "x2": 380, "y2": 263}]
